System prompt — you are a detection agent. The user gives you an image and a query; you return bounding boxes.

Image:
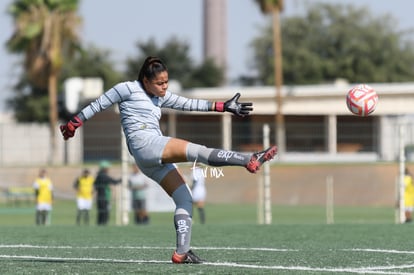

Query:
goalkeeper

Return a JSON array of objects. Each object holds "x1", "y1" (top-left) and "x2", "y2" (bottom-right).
[{"x1": 60, "y1": 56, "x2": 277, "y2": 264}]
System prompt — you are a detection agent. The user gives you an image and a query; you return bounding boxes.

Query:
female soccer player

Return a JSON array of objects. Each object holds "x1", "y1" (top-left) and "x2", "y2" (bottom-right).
[{"x1": 60, "y1": 56, "x2": 277, "y2": 264}]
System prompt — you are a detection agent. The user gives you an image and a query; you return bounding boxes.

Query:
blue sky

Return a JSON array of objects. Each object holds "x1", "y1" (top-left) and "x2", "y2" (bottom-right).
[{"x1": 1, "y1": 0, "x2": 413, "y2": 112}]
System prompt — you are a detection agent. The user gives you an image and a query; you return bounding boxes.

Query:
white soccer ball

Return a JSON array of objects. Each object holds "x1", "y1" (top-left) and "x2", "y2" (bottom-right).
[{"x1": 346, "y1": 84, "x2": 378, "y2": 116}]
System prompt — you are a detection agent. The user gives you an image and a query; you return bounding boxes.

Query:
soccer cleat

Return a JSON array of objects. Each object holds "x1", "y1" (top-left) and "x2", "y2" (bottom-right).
[
  {"x1": 245, "y1": 145, "x2": 277, "y2": 173},
  {"x1": 171, "y1": 250, "x2": 204, "y2": 264}
]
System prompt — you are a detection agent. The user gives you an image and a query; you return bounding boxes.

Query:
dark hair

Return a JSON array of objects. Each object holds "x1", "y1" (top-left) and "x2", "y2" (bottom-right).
[{"x1": 138, "y1": 56, "x2": 168, "y2": 82}]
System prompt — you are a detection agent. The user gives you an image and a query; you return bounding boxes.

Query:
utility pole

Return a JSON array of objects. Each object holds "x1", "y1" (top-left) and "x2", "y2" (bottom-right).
[{"x1": 272, "y1": 3, "x2": 285, "y2": 154}]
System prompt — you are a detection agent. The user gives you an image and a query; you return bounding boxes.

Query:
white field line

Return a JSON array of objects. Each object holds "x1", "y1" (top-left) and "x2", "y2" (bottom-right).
[
  {"x1": 0, "y1": 254, "x2": 414, "y2": 274},
  {"x1": 1, "y1": 245, "x2": 414, "y2": 274},
  {"x1": 0, "y1": 244, "x2": 297, "y2": 252},
  {"x1": 345, "y1": 248, "x2": 414, "y2": 254},
  {"x1": 0, "y1": 254, "x2": 169, "y2": 264}
]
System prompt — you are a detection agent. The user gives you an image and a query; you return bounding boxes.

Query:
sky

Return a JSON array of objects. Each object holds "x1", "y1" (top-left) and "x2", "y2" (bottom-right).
[{"x1": 1, "y1": 0, "x2": 414, "y2": 112}]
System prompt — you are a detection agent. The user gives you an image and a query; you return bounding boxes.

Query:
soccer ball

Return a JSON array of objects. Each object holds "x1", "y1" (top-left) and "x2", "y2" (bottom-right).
[{"x1": 346, "y1": 84, "x2": 378, "y2": 116}]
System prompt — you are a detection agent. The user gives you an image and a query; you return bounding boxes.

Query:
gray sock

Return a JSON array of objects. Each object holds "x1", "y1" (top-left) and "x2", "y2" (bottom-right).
[
  {"x1": 172, "y1": 185, "x2": 193, "y2": 254},
  {"x1": 174, "y1": 212, "x2": 192, "y2": 254},
  {"x1": 186, "y1": 143, "x2": 250, "y2": 167}
]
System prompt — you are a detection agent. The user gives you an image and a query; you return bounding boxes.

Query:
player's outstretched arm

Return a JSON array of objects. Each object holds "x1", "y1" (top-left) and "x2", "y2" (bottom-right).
[
  {"x1": 214, "y1": 93, "x2": 253, "y2": 117},
  {"x1": 60, "y1": 116, "x2": 83, "y2": 140}
]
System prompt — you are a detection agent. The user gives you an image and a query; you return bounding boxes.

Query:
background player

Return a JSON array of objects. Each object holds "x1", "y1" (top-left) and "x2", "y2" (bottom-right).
[
  {"x1": 33, "y1": 168, "x2": 53, "y2": 225},
  {"x1": 404, "y1": 168, "x2": 414, "y2": 223},
  {"x1": 73, "y1": 168, "x2": 94, "y2": 225},
  {"x1": 128, "y1": 164, "x2": 150, "y2": 224},
  {"x1": 191, "y1": 164, "x2": 207, "y2": 224}
]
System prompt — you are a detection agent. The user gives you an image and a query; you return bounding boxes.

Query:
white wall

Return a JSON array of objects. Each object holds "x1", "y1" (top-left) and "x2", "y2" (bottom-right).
[{"x1": 0, "y1": 123, "x2": 82, "y2": 165}]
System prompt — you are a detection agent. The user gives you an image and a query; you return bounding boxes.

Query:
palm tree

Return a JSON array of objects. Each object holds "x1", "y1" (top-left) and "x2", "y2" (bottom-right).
[
  {"x1": 7, "y1": 0, "x2": 81, "y2": 164},
  {"x1": 254, "y1": 0, "x2": 285, "y2": 154}
]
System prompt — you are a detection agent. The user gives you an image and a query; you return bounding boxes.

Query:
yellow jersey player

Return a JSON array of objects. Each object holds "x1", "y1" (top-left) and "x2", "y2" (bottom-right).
[
  {"x1": 33, "y1": 169, "x2": 53, "y2": 225},
  {"x1": 404, "y1": 168, "x2": 414, "y2": 223},
  {"x1": 74, "y1": 169, "x2": 94, "y2": 225}
]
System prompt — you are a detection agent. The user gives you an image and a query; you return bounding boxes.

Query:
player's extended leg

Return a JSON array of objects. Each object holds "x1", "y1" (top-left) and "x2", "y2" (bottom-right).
[
  {"x1": 160, "y1": 169, "x2": 203, "y2": 264},
  {"x1": 161, "y1": 138, "x2": 277, "y2": 173}
]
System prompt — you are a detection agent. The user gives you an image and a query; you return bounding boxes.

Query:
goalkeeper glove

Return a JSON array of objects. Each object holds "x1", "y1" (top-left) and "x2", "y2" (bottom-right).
[
  {"x1": 215, "y1": 93, "x2": 253, "y2": 117},
  {"x1": 60, "y1": 116, "x2": 83, "y2": 140}
]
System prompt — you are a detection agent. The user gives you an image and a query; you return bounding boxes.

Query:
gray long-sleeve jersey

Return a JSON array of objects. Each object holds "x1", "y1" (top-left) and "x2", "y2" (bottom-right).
[{"x1": 77, "y1": 80, "x2": 212, "y2": 142}]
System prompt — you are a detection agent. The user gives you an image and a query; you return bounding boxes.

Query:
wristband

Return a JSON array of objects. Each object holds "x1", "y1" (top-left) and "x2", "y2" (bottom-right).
[
  {"x1": 215, "y1": 102, "x2": 224, "y2": 112},
  {"x1": 70, "y1": 115, "x2": 83, "y2": 128}
]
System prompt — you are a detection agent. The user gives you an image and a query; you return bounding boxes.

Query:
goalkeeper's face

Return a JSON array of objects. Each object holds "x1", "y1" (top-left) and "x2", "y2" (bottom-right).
[{"x1": 144, "y1": 71, "x2": 169, "y2": 97}]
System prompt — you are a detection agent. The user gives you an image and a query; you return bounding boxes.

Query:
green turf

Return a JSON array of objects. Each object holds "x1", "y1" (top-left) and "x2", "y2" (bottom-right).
[
  {"x1": 0, "y1": 201, "x2": 411, "y2": 274},
  {"x1": 1, "y1": 224, "x2": 414, "y2": 274},
  {"x1": 0, "y1": 200, "x2": 395, "y2": 226}
]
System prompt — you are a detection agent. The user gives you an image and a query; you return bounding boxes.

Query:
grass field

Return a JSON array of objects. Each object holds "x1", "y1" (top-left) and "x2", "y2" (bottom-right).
[{"x1": 1, "y1": 201, "x2": 413, "y2": 274}]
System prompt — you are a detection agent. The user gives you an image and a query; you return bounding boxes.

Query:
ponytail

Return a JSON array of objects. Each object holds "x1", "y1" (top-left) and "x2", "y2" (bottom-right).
[{"x1": 138, "y1": 56, "x2": 168, "y2": 82}]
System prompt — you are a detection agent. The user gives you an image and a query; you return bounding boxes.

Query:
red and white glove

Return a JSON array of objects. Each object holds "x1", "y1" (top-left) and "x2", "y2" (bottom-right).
[
  {"x1": 60, "y1": 116, "x2": 83, "y2": 140},
  {"x1": 215, "y1": 93, "x2": 253, "y2": 117}
]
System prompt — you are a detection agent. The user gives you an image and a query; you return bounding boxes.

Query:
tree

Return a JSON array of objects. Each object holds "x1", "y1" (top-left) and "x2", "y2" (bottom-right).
[
  {"x1": 248, "y1": 3, "x2": 414, "y2": 85},
  {"x1": 125, "y1": 37, "x2": 224, "y2": 89},
  {"x1": 7, "y1": 77, "x2": 49, "y2": 122},
  {"x1": 6, "y1": 0, "x2": 81, "y2": 163},
  {"x1": 61, "y1": 44, "x2": 123, "y2": 90},
  {"x1": 59, "y1": 44, "x2": 124, "y2": 119}
]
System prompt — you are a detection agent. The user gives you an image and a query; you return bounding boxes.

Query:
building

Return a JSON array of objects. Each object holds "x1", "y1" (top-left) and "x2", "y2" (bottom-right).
[
  {"x1": 158, "y1": 81, "x2": 414, "y2": 163},
  {"x1": 2, "y1": 82, "x2": 414, "y2": 165}
]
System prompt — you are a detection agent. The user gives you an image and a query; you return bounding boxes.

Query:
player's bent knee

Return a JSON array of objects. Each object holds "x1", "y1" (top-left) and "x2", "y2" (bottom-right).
[{"x1": 186, "y1": 143, "x2": 210, "y2": 163}]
